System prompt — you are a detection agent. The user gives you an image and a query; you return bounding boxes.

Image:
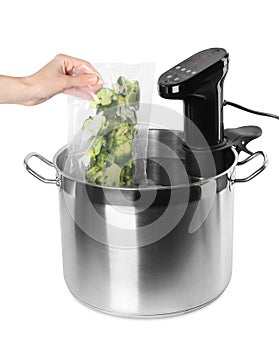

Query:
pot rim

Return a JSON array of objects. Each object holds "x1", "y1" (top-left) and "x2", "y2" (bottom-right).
[{"x1": 53, "y1": 145, "x2": 238, "y2": 191}]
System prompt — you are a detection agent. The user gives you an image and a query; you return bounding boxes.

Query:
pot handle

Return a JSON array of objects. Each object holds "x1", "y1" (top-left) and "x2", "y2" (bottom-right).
[
  {"x1": 24, "y1": 152, "x2": 59, "y2": 185},
  {"x1": 233, "y1": 150, "x2": 268, "y2": 183}
]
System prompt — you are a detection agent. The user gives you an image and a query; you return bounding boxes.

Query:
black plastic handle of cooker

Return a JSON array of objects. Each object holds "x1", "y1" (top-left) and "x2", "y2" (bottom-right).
[{"x1": 224, "y1": 125, "x2": 262, "y2": 155}]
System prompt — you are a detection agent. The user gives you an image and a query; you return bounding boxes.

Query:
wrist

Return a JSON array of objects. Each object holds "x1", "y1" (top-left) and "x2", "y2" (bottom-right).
[{"x1": 18, "y1": 76, "x2": 38, "y2": 106}]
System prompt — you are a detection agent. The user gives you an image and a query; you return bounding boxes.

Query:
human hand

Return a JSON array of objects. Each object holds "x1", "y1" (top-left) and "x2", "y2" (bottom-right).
[
  {"x1": 17, "y1": 54, "x2": 103, "y2": 105},
  {"x1": 0, "y1": 54, "x2": 103, "y2": 106}
]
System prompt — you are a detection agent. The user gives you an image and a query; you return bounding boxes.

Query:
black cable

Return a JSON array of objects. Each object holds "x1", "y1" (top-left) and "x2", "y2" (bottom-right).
[{"x1": 224, "y1": 100, "x2": 279, "y2": 120}]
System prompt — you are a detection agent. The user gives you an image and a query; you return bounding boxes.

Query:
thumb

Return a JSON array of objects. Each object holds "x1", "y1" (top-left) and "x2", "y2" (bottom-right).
[{"x1": 65, "y1": 74, "x2": 99, "y2": 88}]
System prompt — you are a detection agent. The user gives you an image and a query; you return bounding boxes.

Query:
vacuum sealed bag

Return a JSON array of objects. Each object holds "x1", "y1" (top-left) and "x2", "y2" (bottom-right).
[{"x1": 63, "y1": 63, "x2": 155, "y2": 187}]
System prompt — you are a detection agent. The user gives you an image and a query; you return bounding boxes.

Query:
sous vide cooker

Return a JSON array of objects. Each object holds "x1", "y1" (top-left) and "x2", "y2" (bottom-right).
[{"x1": 24, "y1": 48, "x2": 268, "y2": 317}]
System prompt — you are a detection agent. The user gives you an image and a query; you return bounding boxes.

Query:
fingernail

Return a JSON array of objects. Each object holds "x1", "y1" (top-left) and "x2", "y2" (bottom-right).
[{"x1": 88, "y1": 75, "x2": 99, "y2": 84}]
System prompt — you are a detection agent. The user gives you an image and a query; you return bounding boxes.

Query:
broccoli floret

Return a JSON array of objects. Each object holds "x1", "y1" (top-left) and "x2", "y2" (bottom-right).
[
  {"x1": 84, "y1": 149, "x2": 96, "y2": 168},
  {"x1": 119, "y1": 161, "x2": 134, "y2": 187},
  {"x1": 117, "y1": 76, "x2": 140, "y2": 108},
  {"x1": 115, "y1": 94, "x2": 126, "y2": 106},
  {"x1": 91, "y1": 137, "x2": 102, "y2": 156},
  {"x1": 113, "y1": 142, "x2": 133, "y2": 166},
  {"x1": 86, "y1": 162, "x2": 121, "y2": 187},
  {"x1": 117, "y1": 76, "x2": 128, "y2": 93},
  {"x1": 96, "y1": 152, "x2": 107, "y2": 169},
  {"x1": 90, "y1": 88, "x2": 116, "y2": 109},
  {"x1": 117, "y1": 106, "x2": 137, "y2": 122},
  {"x1": 126, "y1": 81, "x2": 140, "y2": 108},
  {"x1": 85, "y1": 165, "x2": 102, "y2": 183}
]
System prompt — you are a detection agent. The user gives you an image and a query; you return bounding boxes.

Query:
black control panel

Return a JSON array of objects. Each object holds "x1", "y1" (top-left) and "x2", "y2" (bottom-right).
[{"x1": 159, "y1": 48, "x2": 228, "y2": 87}]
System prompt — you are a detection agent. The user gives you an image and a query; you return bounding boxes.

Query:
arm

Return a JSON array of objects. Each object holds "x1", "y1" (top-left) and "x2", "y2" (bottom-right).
[
  {"x1": 0, "y1": 75, "x2": 32, "y2": 105},
  {"x1": 0, "y1": 54, "x2": 103, "y2": 106}
]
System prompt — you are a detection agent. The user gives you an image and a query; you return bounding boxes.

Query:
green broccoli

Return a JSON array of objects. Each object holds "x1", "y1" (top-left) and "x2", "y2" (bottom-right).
[
  {"x1": 84, "y1": 76, "x2": 140, "y2": 187},
  {"x1": 117, "y1": 76, "x2": 140, "y2": 108},
  {"x1": 113, "y1": 142, "x2": 133, "y2": 166},
  {"x1": 90, "y1": 88, "x2": 116, "y2": 108},
  {"x1": 86, "y1": 162, "x2": 122, "y2": 187}
]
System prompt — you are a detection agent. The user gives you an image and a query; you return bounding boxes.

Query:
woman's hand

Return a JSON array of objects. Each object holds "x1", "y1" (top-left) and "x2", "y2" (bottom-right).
[{"x1": 0, "y1": 54, "x2": 103, "y2": 106}]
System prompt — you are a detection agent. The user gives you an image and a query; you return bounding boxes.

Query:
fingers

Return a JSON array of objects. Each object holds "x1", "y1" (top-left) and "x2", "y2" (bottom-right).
[
  {"x1": 67, "y1": 73, "x2": 99, "y2": 88},
  {"x1": 55, "y1": 54, "x2": 94, "y2": 73},
  {"x1": 54, "y1": 54, "x2": 103, "y2": 83},
  {"x1": 54, "y1": 54, "x2": 104, "y2": 99}
]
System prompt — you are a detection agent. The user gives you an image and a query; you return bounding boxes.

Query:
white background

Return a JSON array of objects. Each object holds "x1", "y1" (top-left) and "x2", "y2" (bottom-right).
[{"x1": 0, "y1": 1, "x2": 278, "y2": 349}]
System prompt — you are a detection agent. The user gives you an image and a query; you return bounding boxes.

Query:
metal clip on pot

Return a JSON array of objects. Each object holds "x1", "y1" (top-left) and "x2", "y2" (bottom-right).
[
  {"x1": 224, "y1": 126, "x2": 268, "y2": 183},
  {"x1": 24, "y1": 152, "x2": 61, "y2": 186}
]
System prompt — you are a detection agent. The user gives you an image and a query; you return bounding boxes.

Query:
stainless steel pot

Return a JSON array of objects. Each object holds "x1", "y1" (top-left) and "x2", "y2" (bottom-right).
[{"x1": 24, "y1": 129, "x2": 267, "y2": 317}]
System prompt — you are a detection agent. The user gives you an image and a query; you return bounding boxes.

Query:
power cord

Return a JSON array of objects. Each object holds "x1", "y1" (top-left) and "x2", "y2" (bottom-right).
[{"x1": 224, "y1": 100, "x2": 279, "y2": 120}]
